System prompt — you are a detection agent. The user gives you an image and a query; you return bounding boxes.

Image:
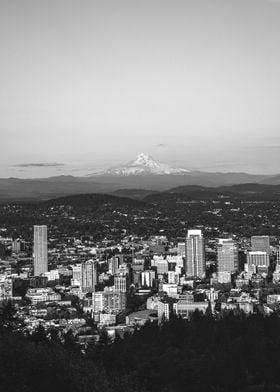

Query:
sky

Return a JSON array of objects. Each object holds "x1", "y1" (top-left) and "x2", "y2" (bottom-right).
[{"x1": 1, "y1": 0, "x2": 280, "y2": 177}]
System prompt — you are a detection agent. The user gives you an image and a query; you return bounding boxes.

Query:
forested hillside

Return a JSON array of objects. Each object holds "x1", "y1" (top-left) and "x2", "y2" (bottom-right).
[{"x1": 1, "y1": 307, "x2": 280, "y2": 392}]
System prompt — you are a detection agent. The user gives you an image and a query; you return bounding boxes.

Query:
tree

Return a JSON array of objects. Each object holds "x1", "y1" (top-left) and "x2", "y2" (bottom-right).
[
  {"x1": 0, "y1": 300, "x2": 20, "y2": 331},
  {"x1": 31, "y1": 324, "x2": 47, "y2": 343}
]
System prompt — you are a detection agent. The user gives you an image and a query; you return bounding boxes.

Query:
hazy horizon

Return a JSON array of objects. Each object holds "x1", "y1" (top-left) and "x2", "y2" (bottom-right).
[
  {"x1": 1, "y1": 0, "x2": 280, "y2": 178},
  {"x1": 2, "y1": 151, "x2": 280, "y2": 179}
]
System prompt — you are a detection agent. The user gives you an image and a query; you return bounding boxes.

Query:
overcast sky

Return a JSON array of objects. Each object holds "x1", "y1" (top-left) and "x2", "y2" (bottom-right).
[{"x1": 1, "y1": 0, "x2": 280, "y2": 177}]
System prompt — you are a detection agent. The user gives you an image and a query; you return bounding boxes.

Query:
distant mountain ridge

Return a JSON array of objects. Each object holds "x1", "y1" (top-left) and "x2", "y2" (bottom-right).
[
  {"x1": 91, "y1": 153, "x2": 190, "y2": 176},
  {"x1": 141, "y1": 183, "x2": 280, "y2": 203},
  {"x1": 35, "y1": 183, "x2": 280, "y2": 207},
  {"x1": 0, "y1": 154, "x2": 280, "y2": 200}
]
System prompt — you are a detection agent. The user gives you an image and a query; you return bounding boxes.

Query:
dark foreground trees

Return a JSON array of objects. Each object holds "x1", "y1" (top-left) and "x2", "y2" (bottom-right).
[{"x1": 2, "y1": 310, "x2": 280, "y2": 391}]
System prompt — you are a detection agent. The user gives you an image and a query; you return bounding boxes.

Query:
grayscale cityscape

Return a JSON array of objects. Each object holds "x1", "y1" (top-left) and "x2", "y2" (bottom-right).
[{"x1": 1, "y1": 1, "x2": 280, "y2": 392}]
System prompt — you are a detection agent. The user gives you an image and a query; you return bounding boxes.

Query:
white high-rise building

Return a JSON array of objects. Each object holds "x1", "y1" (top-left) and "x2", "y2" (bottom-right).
[
  {"x1": 114, "y1": 273, "x2": 129, "y2": 292},
  {"x1": 217, "y1": 239, "x2": 238, "y2": 273},
  {"x1": 158, "y1": 300, "x2": 171, "y2": 322},
  {"x1": 141, "y1": 270, "x2": 156, "y2": 288},
  {"x1": 33, "y1": 225, "x2": 48, "y2": 276},
  {"x1": 247, "y1": 251, "x2": 269, "y2": 273},
  {"x1": 81, "y1": 260, "x2": 98, "y2": 293},
  {"x1": 185, "y1": 229, "x2": 205, "y2": 278},
  {"x1": 71, "y1": 264, "x2": 82, "y2": 287}
]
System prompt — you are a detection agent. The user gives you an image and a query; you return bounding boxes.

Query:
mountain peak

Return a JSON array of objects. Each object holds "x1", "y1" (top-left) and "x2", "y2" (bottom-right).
[
  {"x1": 130, "y1": 153, "x2": 163, "y2": 171},
  {"x1": 133, "y1": 153, "x2": 154, "y2": 165},
  {"x1": 94, "y1": 154, "x2": 190, "y2": 176}
]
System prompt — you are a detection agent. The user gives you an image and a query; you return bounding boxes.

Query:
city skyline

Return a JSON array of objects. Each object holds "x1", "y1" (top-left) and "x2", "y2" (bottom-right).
[
  {"x1": 2, "y1": 166, "x2": 280, "y2": 390},
  {"x1": 1, "y1": 0, "x2": 280, "y2": 178}
]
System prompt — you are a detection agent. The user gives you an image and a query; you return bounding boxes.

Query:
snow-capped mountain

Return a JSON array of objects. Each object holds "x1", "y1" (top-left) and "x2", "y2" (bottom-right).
[{"x1": 94, "y1": 153, "x2": 190, "y2": 176}]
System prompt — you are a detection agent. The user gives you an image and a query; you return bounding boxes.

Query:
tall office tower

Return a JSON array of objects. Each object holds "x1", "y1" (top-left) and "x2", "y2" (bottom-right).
[
  {"x1": 157, "y1": 298, "x2": 174, "y2": 323},
  {"x1": 12, "y1": 238, "x2": 24, "y2": 254},
  {"x1": 217, "y1": 239, "x2": 239, "y2": 273},
  {"x1": 185, "y1": 229, "x2": 205, "y2": 278},
  {"x1": 273, "y1": 248, "x2": 280, "y2": 282},
  {"x1": 251, "y1": 236, "x2": 270, "y2": 255},
  {"x1": 276, "y1": 248, "x2": 280, "y2": 270},
  {"x1": 92, "y1": 292, "x2": 104, "y2": 312},
  {"x1": 33, "y1": 225, "x2": 48, "y2": 276},
  {"x1": 177, "y1": 242, "x2": 186, "y2": 257},
  {"x1": 132, "y1": 271, "x2": 141, "y2": 286},
  {"x1": 71, "y1": 264, "x2": 82, "y2": 287},
  {"x1": 247, "y1": 251, "x2": 269, "y2": 273},
  {"x1": 141, "y1": 270, "x2": 156, "y2": 288},
  {"x1": 109, "y1": 256, "x2": 119, "y2": 275},
  {"x1": 81, "y1": 259, "x2": 98, "y2": 293},
  {"x1": 114, "y1": 274, "x2": 129, "y2": 292},
  {"x1": 131, "y1": 261, "x2": 144, "y2": 286}
]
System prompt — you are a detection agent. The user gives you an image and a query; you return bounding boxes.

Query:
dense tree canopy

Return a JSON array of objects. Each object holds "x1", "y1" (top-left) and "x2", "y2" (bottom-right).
[{"x1": 1, "y1": 308, "x2": 280, "y2": 391}]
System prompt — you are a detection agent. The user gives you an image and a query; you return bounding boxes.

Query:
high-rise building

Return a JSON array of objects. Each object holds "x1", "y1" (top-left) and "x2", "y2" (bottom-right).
[
  {"x1": 71, "y1": 264, "x2": 82, "y2": 287},
  {"x1": 177, "y1": 242, "x2": 186, "y2": 257},
  {"x1": 81, "y1": 260, "x2": 98, "y2": 293},
  {"x1": 33, "y1": 225, "x2": 48, "y2": 276},
  {"x1": 275, "y1": 248, "x2": 280, "y2": 272},
  {"x1": 166, "y1": 255, "x2": 184, "y2": 268},
  {"x1": 251, "y1": 236, "x2": 270, "y2": 255},
  {"x1": 273, "y1": 250, "x2": 280, "y2": 282},
  {"x1": 156, "y1": 259, "x2": 169, "y2": 275},
  {"x1": 92, "y1": 292, "x2": 104, "y2": 312},
  {"x1": 109, "y1": 256, "x2": 120, "y2": 275},
  {"x1": 141, "y1": 270, "x2": 156, "y2": 288},
  {"x1": 158, "y1": 299, "x2": 172, "y2": 323},
  {"x1": 132, "y1": 271, "x2": 141, "y2": 286},
  {"x1": 247, "y1": 251, "x2": 269, "y2": 273},
  {"x1": 12, "y1": 238, "x2": 25, "y2": 254},
  {"x1": 114, "y1": 273, "x2": 130, "y2": 292},
  {"x1": 92, "y1": 289, "x2": 126, "y2": 314},
  {"x1": 217, "y1": 239, "x2": 238, "y2": 273},
  {"x1": 104, "y1": 290, "x2": 126, "y2": 314},
  {"x1": 185, "y1": 229, "x2": 205, "y2": 278}
]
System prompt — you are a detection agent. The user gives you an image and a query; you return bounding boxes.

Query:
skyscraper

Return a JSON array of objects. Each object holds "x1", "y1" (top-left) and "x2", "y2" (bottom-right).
[
  {"x1": 247, "y1": 251, "x2": 269, "y2": 273},
  {"x1": 71, "y1": 264, "x2": 82, "y2": 287},
  {"x1": 141, "y1": 270, "x2": 156, "y2": 288},
  {"x1": 251, "y1": 236, "x2": 270, "y2": 255},
  {"x1": 217, "y1": 239, "x2": 238, "y2": 273},
  {"x1": 177, "y1": 242, "x2": 186, "y2": 257},
  {"x1": 185, "y1": 229, "x2": 205, "y2": 278},
  {"x1": 114, "y1": 273, "x2": 130, "y2": 292},
  {"x1": 81, "y1": 259, "x2": 98, "y2": 293},
  {"x1": 33, "y1": 225, "x2": 48, "y2": 276},
  {"x1": 109, "y1": 256, "x2": 120, "y2": 275}
]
